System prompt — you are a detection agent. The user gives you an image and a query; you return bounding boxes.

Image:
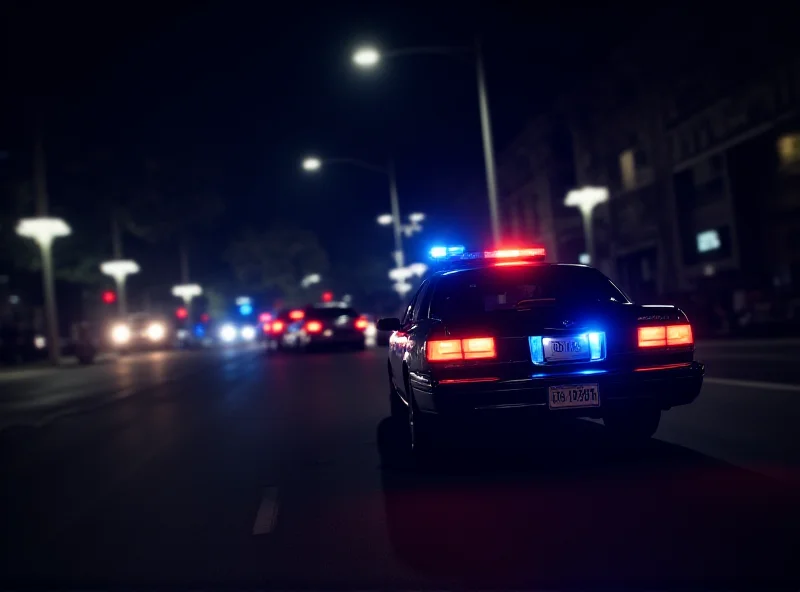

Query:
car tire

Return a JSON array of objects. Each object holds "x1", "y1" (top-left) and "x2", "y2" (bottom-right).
[
  {"x1": 389, "y1": 377, "x2": 406, "y2": 421},
  {"x1": 603, "y1": 405, "x2": 661, "y2": 443},
  {"x1": 406, "y1": 382, "x2": 436, "y2": 465}
]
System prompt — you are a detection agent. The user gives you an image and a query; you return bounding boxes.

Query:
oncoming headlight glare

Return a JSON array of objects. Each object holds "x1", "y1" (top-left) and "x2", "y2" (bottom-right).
[
  {"x1": 111, "y1": 324, "x2": 131, "y2": 345},
  {"x1": 219, "y1": 324, "x2": 237, "y2": 343}
]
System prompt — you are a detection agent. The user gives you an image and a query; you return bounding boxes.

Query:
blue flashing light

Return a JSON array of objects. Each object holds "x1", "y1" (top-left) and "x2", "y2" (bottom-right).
[
  {"x1": 588, "y1": 331, "x2": 604, "y2": 360},
  {"x1": 239, "y1": 303, "x2": 253, "y2": 316},
  {"x1": 447, "y1": 245, "x2": 465, "y2": 255},
  {"x1": 529, "y1": 336, "x2": 544, "y2": 364},
  {"x1": 531, "y1": 368, "x2": 607, "y2": 378},
  {"x1": 430, "y1": 244, "x2": 466, "y2": 259},
  {"x1": 194, "y1": 323, "x2": 206, "y2": 337},
  {"x1": 430, "y1": 246, "x2": 447, "y2": 258}
]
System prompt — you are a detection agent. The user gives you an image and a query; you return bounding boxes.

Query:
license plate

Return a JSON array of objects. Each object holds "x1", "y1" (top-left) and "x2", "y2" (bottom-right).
[
  {"x1": 543, "y1": 336, "x2": 590, "y2": 362},
  {"x1": 548, "y1": 384, "x2": 600, "y2": 409}
]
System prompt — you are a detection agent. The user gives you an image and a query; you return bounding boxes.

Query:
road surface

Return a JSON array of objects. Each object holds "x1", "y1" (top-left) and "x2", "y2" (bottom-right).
[{"x1": 1, "y1": 342, "x2": 799, "y2": 588}]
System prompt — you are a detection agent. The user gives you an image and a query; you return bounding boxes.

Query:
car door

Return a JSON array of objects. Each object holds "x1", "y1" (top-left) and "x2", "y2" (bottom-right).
[{"x1": 389, "y1": 288, "x2": 420, "y2": 392}]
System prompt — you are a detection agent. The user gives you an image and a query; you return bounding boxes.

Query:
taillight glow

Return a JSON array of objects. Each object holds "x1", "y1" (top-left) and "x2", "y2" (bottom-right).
[
  {"x1": 427, "y1": 339, "x2": 463, "y2": 361},
  {"x1": 354, "y1": 317, "x2": 368, "y2": 330},
  {"x1": 271, "y1": 320, "x2": 285, "y2": 333},
  {"x1": 259, "y1": 312, "x2": 272, "y2": 323},
  {"x1": 462, "y1": 337, "x2": 496, "y2": 360},
  {"x1": 427, "y1": 337, "x2": 496, "y2": 362},
  {"x1": 262, "y1": 323, "x2": 271, "y2": 334},
  {"x1": 484, "y1": 247, "x2": 546, "y2": 259},
  {"x1": 289, "y1": 309, "x2": 305, "y2": 321},
  {"x1": 494, "y1": 261, "x2": 535, "y2": 267},
  {"x1": 638, "y1": 324, "x2": 693, "y2": 348},
  {"x1": 305, "y1": 320, "x2": 323, "y2": 333}
]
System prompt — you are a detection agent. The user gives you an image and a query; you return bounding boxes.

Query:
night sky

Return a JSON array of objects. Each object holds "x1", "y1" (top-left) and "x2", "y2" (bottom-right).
[{"x1": 3, "y1": 1, "x2": 652, "y2": 292}]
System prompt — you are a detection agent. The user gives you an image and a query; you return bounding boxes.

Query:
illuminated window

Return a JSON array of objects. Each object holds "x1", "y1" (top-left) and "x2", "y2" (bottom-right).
[
  {"x1": 696, "y1": 229, "x2": 721, "y2": 253},
  {"x1": 619, "y1": 149, "x2": 636, "y2": 190},
  {"x1": 777, "y1": 133, "x2": 800, "y2": 167}
]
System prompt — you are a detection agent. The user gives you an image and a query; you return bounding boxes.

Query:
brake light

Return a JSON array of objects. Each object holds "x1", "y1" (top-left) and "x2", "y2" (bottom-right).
[
  {"x1": 484, "y1": 247, "x2": 546, "y2": 259},
  {"x1": 262, "y1": 323, "x2": 271, "y2": 334},
  {"x1": 289, "y1": 309, "x2": 305, "y2": 321},
  {"x1": 354, "y1": 317, "x2": 368, "y2": 330},
  {"x1": 638, "y1": 324, "x2": 693, "y2": 348},
  {"x1": 427, "y1": 337, "x2": 496, "y2": 362},
  {"x1": 305, "y1": 320, "x2": 323, "y2": 333},
  {"x1": 271, "y1": 320, "x2": 285, "y2": 333}
]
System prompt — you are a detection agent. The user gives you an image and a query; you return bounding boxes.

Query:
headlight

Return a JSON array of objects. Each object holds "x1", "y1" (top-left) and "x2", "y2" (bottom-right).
[
  {"x1": 240, "y1": 325, "x2": 256, "y2": 341},
  {"x1": 219, "y1": 323, "x2": 237, "y2": 343},
  {"x1": 111, "y1": 324, "x2": 131, "y2": 345},
  {"x1": 146, "y1": 322, "x2": 166, "y2": 342}
]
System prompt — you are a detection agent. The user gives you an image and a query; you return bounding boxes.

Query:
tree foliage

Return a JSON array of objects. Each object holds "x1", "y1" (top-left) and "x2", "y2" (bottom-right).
[{"x1": 225, "y1": 226, "x2": 329, "y2": 305}]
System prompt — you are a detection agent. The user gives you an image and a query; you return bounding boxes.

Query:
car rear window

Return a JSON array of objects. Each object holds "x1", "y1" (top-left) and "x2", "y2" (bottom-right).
[
  {"x1": 430, "y1": 265, "x2": 628, "y2": 319},
  {"x1": 307, "y1": 307, "x2": 358, "y2": 319}
]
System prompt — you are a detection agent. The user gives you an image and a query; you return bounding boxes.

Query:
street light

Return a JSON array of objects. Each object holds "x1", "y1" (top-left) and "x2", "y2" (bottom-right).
[
  {"x1": 172, "y1": 284, "x2": 202, "y2": 320},
  {"x1": 16, "y1": 217, "x2": 71, "y2": 365},
  {"x1": 301, "y1": 156, "x2": 322, "y2": 171},
  {"x1": 351, "y1": 40, "x2": 501, "y2": 244},
  {"x1": 301, "y1": 273, "x2": 321, "y2": 288},
  {"x1": 300, "y1": 155, "x2": 406, "y2": 269},
  {"x1": 564, "y1": 186, "x2": 609, "y2": 267},
  {"x1": 100, "y1": 260, "x2": 139, "y2": 317}
]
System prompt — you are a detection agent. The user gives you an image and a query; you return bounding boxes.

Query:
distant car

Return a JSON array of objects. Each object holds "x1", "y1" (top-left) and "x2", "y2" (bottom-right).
[
  {"x1": 215, "y1": 319, "x2": 259, "y2": 347},
  {"x1": 282, "y1": 304, "x2": 367, "y2": 352},
  {"x1": 262, "y1": 308, "x2": 305, "y2": 352},
  {"x1": 108, "y1": 313, "x2": 173, "y2": 353},
  {"x1": 380, "y1": 244, "x2": 705, "y2": 462}
]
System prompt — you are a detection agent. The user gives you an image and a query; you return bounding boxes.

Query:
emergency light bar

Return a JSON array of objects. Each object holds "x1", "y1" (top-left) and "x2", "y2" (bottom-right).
[{"x1": 429, "y1": 245, "x2": 547, "y2": 263}]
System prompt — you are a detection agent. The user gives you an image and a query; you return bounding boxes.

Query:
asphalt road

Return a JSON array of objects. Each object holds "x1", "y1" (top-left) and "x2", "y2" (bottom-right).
[{"x1": 1, "y1": 341, "x2": 799, "y2": 588}]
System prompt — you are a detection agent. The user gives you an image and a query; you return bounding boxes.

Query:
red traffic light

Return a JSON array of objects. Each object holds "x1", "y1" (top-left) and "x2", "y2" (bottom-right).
[
  {"x1": 176, "y1": 307, "x2": 188, "y2": 319},
  {"x1": 322, "y1": 291, "x2": 333, "y2": 303},
  {"x1": 102, "y1": 290, "x2": 116, "y2": 304},
  {"x1": 200, "y1": 313, "x2": 210, "y2": 323}
]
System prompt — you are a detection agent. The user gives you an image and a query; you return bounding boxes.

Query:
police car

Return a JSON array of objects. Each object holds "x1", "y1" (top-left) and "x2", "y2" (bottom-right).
[{"x1": 378, "y1": 245, "x2": 705, "y2": 457}]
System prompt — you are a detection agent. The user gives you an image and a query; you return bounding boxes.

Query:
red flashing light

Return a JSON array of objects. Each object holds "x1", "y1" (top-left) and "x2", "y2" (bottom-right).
[
  {"x1": 354, "y1": 317, "x2": 368, "y2": 330},
  {"x1": 289, "y1": 309, "x2": 305, "y2": 321},
  {"x1": 102, "y1": 290, "x2": 116, "y2": 304},
  {"x1": 258, "y1": 312, "x2": 272, "y2": 323},
  {"x1": 484, "y1": 247, "x2": 546, "y2": 259},
  {"x1": 262, "y1": 323, "x2": 271, "y2": 334},
  {"x1": 322, "y1": 291, "x2": 333, "y2": 303},
  {"x1": 271, "y1": 320, "x2": 285, "y2": 333},
  {"x1": 305, "y1": 320, "x2": 323, "y2": 333},
  {"x1": 176, "y1": 307, "x2": 189, "y2": 319}
]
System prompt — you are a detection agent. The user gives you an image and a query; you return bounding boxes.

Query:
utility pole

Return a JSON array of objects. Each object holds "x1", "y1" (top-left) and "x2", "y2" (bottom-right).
[{"x1": 33, "y1": 115, "x2": 48, "y2": 216}]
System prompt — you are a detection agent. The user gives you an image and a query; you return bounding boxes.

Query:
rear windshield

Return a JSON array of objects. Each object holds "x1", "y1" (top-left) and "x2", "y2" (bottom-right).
[
  {"x1": 307, "y1": 307, "x2": 358, "y2": 319},
  {"x1": 430, "y1": 265, "x2": 628, "y2": 319}
]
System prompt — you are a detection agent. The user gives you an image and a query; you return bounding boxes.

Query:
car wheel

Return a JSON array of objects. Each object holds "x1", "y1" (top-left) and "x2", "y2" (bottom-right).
[
  {"x1": 407, "y1": 383, "x2": 435, "y2": 463},
  {"x1": 603, "y1": 405, "x2": 661, "y2": 443},
  {"x1": 389, "y1": 376, "x2": 406, "y2": 420}
]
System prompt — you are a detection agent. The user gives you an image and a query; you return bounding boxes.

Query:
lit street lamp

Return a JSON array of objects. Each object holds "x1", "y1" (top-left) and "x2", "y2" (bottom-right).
[
  {"x1": 300, "y1": 155, "x2": 406, "y2": 268},
  {"x1": 301, "y1": 273, "x2": 321, "y2": 289},
  {"x1": 351, "y1": 41, "x2": 501, "y2": 244},
  {"x1": 16, "y1": 217, "x2": 71, "y2": 365},
  {"x1": 100, "y1": 260, "x2": 139, "y2": 317},
  {"x1": 172, "y1": 284, "x2": 202, "y2": 318},
  {"x1": 564, "y1": 186, "x2": 609, "y2": 267}
]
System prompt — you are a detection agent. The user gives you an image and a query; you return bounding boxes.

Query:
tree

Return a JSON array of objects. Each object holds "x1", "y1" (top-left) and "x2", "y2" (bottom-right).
[{"x1": 225, "y1": 226, "x2": 329, "y2": 306}]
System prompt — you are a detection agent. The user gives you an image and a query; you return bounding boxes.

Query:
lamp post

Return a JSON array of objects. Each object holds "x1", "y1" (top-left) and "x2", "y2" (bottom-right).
[
  {"x1": 100, "y1": 260, "x2": 139, "y2": 317},
  {"x1": 351, "y1": 40, "x2": 501, "y2": 244},
  {"x1": 564, "y1": 186, "x2": 609, "y2": 267},
  {"x1": 301, "y1": 155, "x2": 406, "y2": 268},
  {"x1": 16, "y1": 217, "x2": 71, "y2": 365},
  {"x1": 172, "y1": 284, "x2": 202, "y2": 319}
]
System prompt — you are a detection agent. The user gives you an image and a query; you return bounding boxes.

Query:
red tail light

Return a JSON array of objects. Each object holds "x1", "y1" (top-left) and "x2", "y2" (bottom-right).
[
  {"x1": 289, "y1": 309, "x2": 305, "y2": 321},
  {"x1": 259, "y1": 312, "x2": 272, "y2": 323},
  {"x1": 638, "y1": 324, "x2": 693, "y2": 348},
  {"x1": 262, "y1": 323, "x2": 271, "y2": 334},
  {"x1": 271, "y1": 320, "x2": 285, "y2": 333},
  {"x1": 354, "y1": 317, "x2": 368, "y2": 330},
  {"x1": 427, "y1": 337, "x2": 496, "y2": 362},
  {"x1": 305, "y1": 320, "x2": 323, "y2": 333}
]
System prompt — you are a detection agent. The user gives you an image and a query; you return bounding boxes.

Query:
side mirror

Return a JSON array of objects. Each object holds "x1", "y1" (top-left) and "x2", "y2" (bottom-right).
[{"x1": 377, "y1": 317, "x2": 401, "y2": 332}]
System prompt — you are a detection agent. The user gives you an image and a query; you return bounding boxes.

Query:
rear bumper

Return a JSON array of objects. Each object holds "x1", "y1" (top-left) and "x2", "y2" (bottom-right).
[
  {"x1": 412, "y1": 361, "x2": 705, "y2": 418},
  {"x1": 304, "y1": 332, "x2": 365, "y2": 348}
]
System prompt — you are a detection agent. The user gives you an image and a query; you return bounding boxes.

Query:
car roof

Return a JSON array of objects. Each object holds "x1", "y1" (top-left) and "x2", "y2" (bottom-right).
[{"x1": 429, "y1": 261, "x2": 590, "y2": 278}]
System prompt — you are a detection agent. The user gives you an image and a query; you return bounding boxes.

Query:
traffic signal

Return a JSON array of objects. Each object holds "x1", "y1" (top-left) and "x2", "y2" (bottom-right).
[
  {"x1": 102, "y1": 290, "x2": 116, "y2": 304},
  {"x1": 176, "y1": 307, "x2": 188, "y2": 319},
  {"x1": 322, "y1": 291, "x2": 333, "y2": 303}
]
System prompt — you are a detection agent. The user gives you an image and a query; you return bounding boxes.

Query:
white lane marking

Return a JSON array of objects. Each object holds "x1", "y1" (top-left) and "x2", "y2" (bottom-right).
[
  {"x1": 705, "y1": 377, "x2": 800, "y2": 392},
  {"x1": 252, "y1": 487, "x2": 279, "y2": 535}
]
